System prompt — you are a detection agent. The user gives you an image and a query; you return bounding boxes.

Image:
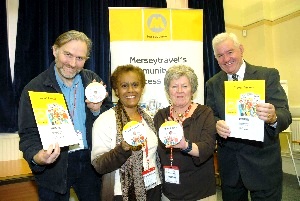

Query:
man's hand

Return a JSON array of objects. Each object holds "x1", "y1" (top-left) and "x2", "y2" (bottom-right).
[
  {"x1": 86, "y1": 80, "x2": 108, "y2": 112},
  {"x1": 33, "y1": 143, "x2": 60, "y2": 165},
  {"x1": 86, "y1": 99, "x2": 104, "y2": 112},
  {"x1": 256, "y1": 103, "x2": 277, "y2": 124},
  {"x1": 216, "y1": 120, "x2": 231, "y2": 139}
]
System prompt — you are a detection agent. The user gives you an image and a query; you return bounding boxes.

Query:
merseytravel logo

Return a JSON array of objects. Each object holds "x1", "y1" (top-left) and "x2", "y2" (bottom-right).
[
  {"x1": 145, "y1": 13, "x2": 170, "y2": 40},
  {"x1": 147, "y1": 14, "x2": 167, "y2": 33}
]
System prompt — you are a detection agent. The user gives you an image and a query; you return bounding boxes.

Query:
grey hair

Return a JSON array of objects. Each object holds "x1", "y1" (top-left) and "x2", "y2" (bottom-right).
[
  {"x1": 53, "y1": 30, "x2": 92, "y2": 58},
  {"x1": 212, "y1": 32, "x2": 240, "y2": 56},
  {"x1": 164, "y1": 65, "x2": 198, "y2": 96}
]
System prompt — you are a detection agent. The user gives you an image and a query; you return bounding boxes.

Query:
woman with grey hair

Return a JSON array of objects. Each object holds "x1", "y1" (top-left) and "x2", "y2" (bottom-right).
[{"x1": 154, "y1": 65, "x2": 217, "y2": 201}]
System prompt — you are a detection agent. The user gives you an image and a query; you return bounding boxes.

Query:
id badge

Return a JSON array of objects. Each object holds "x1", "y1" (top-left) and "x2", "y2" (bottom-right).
[
  {"x1": 142, "y1": 167, "x2": 157, "y2": 190},
  {"x1": 164, "y1": 166, "x2": 180, "y2": 184}
]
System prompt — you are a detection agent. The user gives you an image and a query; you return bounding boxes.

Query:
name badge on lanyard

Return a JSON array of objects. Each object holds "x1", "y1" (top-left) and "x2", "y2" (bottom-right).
[
  {"x1": 143, "y1": 167, "x2": 157, "y2": 190},
  {"x1": 164, "y1": 165, "x2": 180, "y2": 184}
]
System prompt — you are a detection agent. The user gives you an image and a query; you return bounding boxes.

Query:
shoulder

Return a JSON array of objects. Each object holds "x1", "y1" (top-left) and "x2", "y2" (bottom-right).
[
  {"x1": 190, "y1": 104, "x2": 215, "y2": 123},
  {"x1": 81, "y1": 68, "x2": 98, "y2": 76},
  {"x1": 94, "y1": 108, "x2": 116, "y2": 124},
  {"x1": 155, "y1": 107, "x2": 170, "y2": 117},
  {"x1": 206, "y1": 70, "x2": 226, "y2": 84},
  {"x1": 23, "y1": 69, "x2": 52, "y2": 91},
  {"x1": 93, "y1": 108, "x2": 117, "y2": 137},
  {"x1": 139, "y1": 107, "x2": 153, "y2": 118},
  {"x1": 195, "y1": 104, "x2": 213, "y2": 115},
  {"x1": 153, "y1": 107, "x2": 170, "y2": 125},
  {"x1": 246, "y1": 62, "x2": 279, "y2": 75},
  {"x1": 80, "y1": 69, "x2": 102, "y2": 83}
]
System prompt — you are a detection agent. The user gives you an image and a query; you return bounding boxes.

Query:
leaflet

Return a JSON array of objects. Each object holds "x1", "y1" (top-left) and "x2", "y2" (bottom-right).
[
  {"x1": 225, "y1": 80, "x2": 265, "y2": 141},
  {"x1": 29, "y1": 91, "x2": 79, "y2": 149}
]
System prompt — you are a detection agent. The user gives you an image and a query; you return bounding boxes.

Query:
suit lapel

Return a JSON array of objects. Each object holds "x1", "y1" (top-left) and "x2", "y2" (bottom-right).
[
  {"x1": 217, "y1": 71, "x2": 227, "y2": 98},
  {"x1": 243, "y1": 62, "x2": 257, "y2": 80}
]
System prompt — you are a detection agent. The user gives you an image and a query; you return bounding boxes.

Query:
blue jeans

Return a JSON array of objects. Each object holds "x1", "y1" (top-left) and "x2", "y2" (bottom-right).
[{"x1": 38, "y1": 149, "x2": 101, "y2": 201}]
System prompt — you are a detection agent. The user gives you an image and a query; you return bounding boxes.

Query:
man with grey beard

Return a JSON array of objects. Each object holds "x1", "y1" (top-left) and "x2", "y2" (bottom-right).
[{"x1": 18, "y1": 30, "x2": 113, "y2": 201}]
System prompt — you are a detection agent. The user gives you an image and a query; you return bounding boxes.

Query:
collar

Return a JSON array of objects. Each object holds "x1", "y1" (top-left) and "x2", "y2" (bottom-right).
[{"x1": 227, "y1": 60, "x2": 246, "y2": 81}]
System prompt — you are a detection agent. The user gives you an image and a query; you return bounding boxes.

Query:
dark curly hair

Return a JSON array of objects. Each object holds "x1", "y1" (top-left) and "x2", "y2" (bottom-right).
[{"x1": 111, "y1": 64, "x2": 146, "y2": 93}]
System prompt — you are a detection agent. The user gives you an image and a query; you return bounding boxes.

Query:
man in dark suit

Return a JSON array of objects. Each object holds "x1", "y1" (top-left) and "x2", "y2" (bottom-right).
[{"x1": 206, "y1": 32, "x2": 292, "y2": 201}]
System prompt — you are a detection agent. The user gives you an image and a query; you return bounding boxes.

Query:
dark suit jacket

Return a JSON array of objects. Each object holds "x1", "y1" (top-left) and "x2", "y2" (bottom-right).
[
  {"x1": 205, "y1": 61, "x2": 292, "y2": 191},
  {"x1": 18, "y1": 61, "x2": 113, "y2": 193}
]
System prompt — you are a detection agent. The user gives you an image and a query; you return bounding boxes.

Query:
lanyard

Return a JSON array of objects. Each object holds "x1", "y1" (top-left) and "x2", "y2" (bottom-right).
[
  {"x1": 169, "y1": 147, "x2": 173, "y2": 167},
  {"x1": 144, "y1": 138, "x2": 150, "y2": 170},
  {"x1": 70, "y1": 84, "x2": 78, "y2": 120},
  {"x1": 139, "y1": 117, "x2": 151, "y2": 170}
]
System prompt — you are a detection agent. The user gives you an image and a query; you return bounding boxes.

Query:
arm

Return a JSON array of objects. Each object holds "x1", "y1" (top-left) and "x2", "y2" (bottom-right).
[
  {"x1": 91, "y1": 111, "x2": 131, "y2": 174},
  {"x1": 206, "y1": 80, "x2": 230, "y2": 139},
  {"x1": 155, "y1": 107, "x2": 216, "y2": 163},
  {"x1": 193, "y1": 107, "x2": 217, "y2": 162},
  {"x1": 205, "y1": 80, "x2": 222, "y2": 122},
  {"x1": 18, "y1": 89, "x2": 46, "y2": 172},
  {"x1": 257, "y1": 68, "x2": 292, "y2": 135}
]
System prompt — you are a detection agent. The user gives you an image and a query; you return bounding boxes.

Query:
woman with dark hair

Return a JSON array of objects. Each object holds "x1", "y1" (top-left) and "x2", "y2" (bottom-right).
[{"x1": 92, "y1": 64, "x2": 162, "y2": 201}]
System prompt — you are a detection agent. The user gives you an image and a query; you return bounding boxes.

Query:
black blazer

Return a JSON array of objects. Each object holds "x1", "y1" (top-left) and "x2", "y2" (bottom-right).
[{"x1": 205, "y1": 61, "x2": 292, "y2": 190}]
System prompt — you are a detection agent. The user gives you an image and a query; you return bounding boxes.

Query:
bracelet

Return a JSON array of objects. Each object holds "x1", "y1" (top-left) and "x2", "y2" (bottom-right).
[{"x1": 181, "y1": 139, "x2": 192, "y2": 153}]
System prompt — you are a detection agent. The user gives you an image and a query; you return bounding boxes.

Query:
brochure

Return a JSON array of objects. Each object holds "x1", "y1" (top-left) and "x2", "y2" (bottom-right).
[
  {"x1": 29, "y1": 91, "x2": 79, "y2": 149},
  {"x1": 225, "y1": 80, "x2": 265, "y2": 141}
]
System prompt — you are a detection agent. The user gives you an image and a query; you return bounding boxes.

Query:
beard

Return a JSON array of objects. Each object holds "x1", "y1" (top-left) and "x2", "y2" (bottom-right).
[
  {"x1": 55, "y1": 60, "x2": 81, "y2": 80},
  {"x1": 57, "y1": 66, "x2": 79, "y2": 79}
]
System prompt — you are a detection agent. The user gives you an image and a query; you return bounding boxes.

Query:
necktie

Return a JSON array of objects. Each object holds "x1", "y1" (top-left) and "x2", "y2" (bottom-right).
[{"x1": 232, "y1": 74, "x2": 238, "y2": 81}]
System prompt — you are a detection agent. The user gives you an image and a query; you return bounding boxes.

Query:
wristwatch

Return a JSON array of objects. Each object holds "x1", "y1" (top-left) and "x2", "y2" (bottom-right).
[
  {"x1": 181, "y1": 139, "x2": 192, "y2": 153},
  {"x1": 268, "y1": 116, "x2": 278, "y2": 128}
]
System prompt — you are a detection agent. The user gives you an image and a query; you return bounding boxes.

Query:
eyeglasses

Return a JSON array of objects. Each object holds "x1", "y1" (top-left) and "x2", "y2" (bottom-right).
[{"x1": 61, "y1": 51, "x2": 88, "y2": 62}]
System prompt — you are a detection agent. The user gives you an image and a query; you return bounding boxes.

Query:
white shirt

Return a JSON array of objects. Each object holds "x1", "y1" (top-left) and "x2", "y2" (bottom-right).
[{"x1": 227, "y1": 60, "x2": 246, "y2": 81}]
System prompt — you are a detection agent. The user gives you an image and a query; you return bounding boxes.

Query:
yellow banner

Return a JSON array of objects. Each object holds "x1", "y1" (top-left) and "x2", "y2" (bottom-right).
[
  {"x1": 109, "y1": 8, "x2": 204, "y2": 113},
  {"x1": 109, "y1": 8, "x2": 203, "y2": 41}
]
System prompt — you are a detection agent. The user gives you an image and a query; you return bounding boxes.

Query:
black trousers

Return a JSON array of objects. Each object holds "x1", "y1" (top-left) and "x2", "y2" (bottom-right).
[{"x1": 221, "y1": 175, "x2": 282, "y2": 201}]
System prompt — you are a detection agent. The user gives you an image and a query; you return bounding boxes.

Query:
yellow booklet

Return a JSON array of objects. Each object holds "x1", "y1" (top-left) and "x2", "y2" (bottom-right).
[
  {"x1": 29, "y1": 91, "x2": 79, "y2": 149},
  {"x1": 225, "y1": 80, "x2": 265, "y2": 141}
]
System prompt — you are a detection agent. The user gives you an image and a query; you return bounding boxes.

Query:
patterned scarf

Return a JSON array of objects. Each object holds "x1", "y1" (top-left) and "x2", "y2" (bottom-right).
[{"x1": 113, "y1": 100, "x2": 161, "y2": 201}]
